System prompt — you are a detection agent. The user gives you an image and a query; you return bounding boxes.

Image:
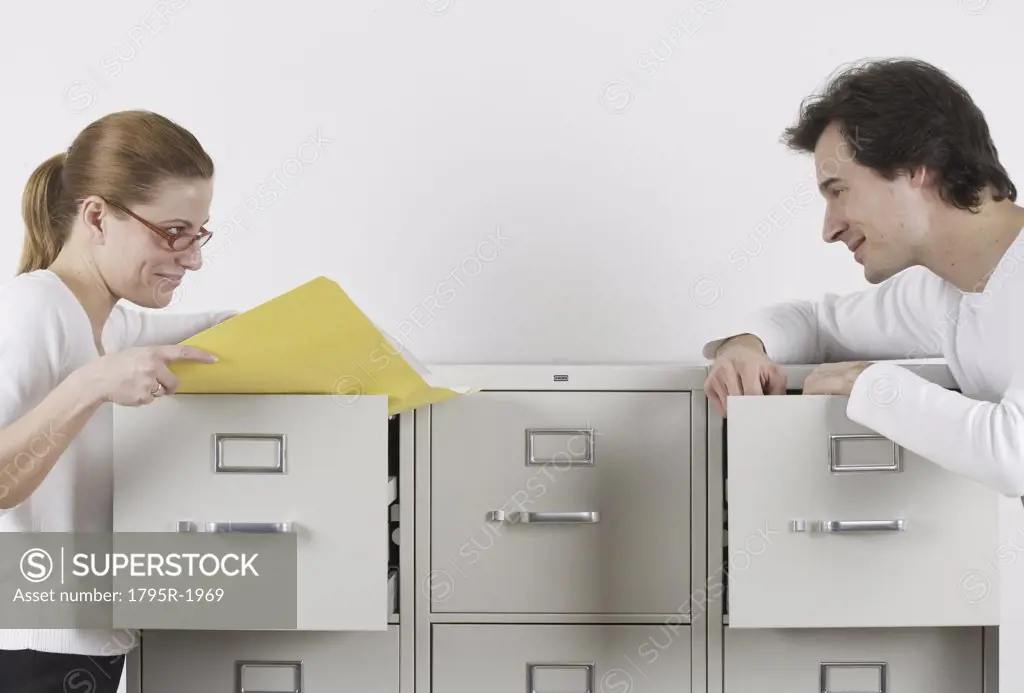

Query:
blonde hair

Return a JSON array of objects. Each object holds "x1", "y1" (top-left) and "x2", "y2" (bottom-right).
[{"x1": 19, "y1": 110, "x2": 214, "y2": 274}]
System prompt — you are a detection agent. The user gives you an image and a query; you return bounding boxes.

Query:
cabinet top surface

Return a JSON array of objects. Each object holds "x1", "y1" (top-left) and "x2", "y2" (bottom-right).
[{"x1": 423, "y1": 360, "x2": 955, "y2": 392}]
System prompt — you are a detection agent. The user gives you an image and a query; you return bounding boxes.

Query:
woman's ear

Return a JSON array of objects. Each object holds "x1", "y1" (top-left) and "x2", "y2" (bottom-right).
[{"x1": 80, "y1": 196, "x2": 109, "y2": 245}]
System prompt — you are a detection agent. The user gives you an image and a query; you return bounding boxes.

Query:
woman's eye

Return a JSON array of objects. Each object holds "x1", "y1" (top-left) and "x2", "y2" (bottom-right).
[{"x1": 165, "y1": 226, "x2": 184, "y2": 236}]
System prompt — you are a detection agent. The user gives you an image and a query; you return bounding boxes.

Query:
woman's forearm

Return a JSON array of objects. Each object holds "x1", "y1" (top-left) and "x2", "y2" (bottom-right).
[{"x1": 0, "y1": 369, "x2": 103, "y2": 510}]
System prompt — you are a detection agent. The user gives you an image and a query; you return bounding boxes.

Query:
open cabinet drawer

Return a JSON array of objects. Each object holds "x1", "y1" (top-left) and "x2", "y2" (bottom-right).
[
  {"x1": 725, "y1": 392, "x2": 999, "y2": 628},
  {"x1": 112, "y1": 394, "x2": 391, "y2": 631}
]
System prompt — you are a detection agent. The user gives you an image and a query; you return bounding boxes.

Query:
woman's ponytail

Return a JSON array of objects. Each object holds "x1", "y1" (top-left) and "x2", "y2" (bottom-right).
[{"x1": 19, "y1": 153, "x2": 69, "y2": 274}]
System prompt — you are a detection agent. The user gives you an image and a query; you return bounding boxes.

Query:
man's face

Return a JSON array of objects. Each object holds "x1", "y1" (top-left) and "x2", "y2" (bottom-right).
[{"x1": 814, "y1": 122, "x2": 929, "y2": 283}]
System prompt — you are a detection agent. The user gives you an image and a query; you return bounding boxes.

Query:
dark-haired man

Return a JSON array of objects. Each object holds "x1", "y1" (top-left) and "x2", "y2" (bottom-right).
[{"x1": 702, "y1": 57, "x2": 1024, "y2": 685}]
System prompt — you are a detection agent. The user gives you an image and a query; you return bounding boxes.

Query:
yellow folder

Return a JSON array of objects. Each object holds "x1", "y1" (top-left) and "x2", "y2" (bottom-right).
[{"x1": 170, "y1": 276, "x2": 474, "y2": 415}]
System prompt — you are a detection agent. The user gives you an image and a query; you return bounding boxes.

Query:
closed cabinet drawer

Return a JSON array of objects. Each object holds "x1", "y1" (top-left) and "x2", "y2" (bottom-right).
[
  {"x1": 433, "y1": 624, "x2": 691, "y2": 693},
  {"x1": 140, "y1": 626, "x2": 399, "y2": 692},
  {"x1": 112, "y1": 394, "x2": 392, "y2": 631},
  {"x1": 430, "y1": 391, "x2": 691, "y2": 614},
  {"x1": 725, "y1": 395, "x2": 1000, "y2": 628},
  {"x1": 724, "y1": 626, "x2": 983, "y2": 692}
]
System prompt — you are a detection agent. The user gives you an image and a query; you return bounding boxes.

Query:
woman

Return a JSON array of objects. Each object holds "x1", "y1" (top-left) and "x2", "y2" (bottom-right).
[{"x1": 0, "y1": 110, "x2": 235, "y2": 691}]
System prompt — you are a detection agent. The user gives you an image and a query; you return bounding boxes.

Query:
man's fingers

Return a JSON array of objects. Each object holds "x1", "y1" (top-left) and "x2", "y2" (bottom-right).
[
  {"x1": 738, "y1": 367, "x2": 763, "y2": 395},
  {"x1": 722, "y1": 367, "x2": 743, "y2": 399},
  {"x1": 159, "y1": 345, "x2": 219, "y2": 363},
  {"x1": 765, "y1": 367, "x2": 787, "y2": 395}
]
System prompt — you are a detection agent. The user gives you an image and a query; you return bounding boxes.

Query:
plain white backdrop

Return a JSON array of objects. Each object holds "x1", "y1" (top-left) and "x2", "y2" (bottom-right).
[
  {"x1": 0, "y1": 2, "x2": 1020, "y2": 691},
  {"x1": 2, "y1": 0, "x2": 1020, "y2": 366}
]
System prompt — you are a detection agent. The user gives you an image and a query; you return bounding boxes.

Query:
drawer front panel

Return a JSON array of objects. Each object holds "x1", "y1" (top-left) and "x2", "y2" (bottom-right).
[
  {"x1": 113, "y1": 394, "x2": 390, "y2": 631},
  {"x1": 430, "y1": 391, "x2": 691, "y2": 614},
  {"x1": 724, "y1": 627, "x2": 983, "y2": 693},
  {"x1": 141, "y1": 626, "x2": 399, "y2": 692},
  {"x1": 433, "y1": 624, "x2": 691, "y2": 693},
  {"x1": 726, "y1": 395, "x2": 999, "y2": 628}
]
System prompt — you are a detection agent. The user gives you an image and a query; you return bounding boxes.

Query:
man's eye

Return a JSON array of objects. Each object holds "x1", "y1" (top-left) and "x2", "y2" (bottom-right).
[{"x1": 165, "y1": 226, "x2": 185, "y2": 236}]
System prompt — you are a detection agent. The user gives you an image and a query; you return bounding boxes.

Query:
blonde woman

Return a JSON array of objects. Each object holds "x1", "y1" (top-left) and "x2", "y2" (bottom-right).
[{"x1": 0, "y1": 110, "x2": 234, "y2": 691}]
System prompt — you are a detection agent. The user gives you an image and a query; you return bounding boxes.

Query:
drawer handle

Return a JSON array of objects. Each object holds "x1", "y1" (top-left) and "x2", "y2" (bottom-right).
[
  {"x1": 819, "y1": 661, "x2": 887, "y2": 693},
  {"x1": 486, "y1": 511, "x2": 599, "y2": 524},
  {"x1": 526, "y1": 428, "x2": 594, "y2": 466},
  {"x1": 790, "y1": 519, "x2": 906, "y2": 534},
  {"x1": 215, "y1": 433, "x2": 287, "y2": 473},
  {"x1": 176, "y1": 521, "x2": 295, "y2": 533},
  {"x1": 235, "y1": 660, "x2": 302, "y2": 693},
  {"x1": 526, "y1": 662, "x2": 595, "y2": 693},
  {"x1": 829, "y1": 433, "x2": 901, "y2": 473}
]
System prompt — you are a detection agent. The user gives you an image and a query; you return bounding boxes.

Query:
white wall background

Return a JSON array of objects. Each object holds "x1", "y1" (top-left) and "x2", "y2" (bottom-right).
[{"x1": 0, "y1": 0, "x2": 1021, "y2": 366}]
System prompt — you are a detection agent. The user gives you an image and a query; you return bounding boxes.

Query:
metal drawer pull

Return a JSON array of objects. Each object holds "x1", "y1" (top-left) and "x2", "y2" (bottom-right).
[
  {"x1": 820, "y1": 661, "x2": 887, "y2": 693},
  {"x1": 486, "y1": 511, "x2": 599, "y2": 524},
  {"x1": 175, "y1": 521, "x2": 294, "y2": 533},
  {"x1": 236, "y1": 660, "x2": 302, "y2": 693},
  {"x1": 215, "y1": 433, "x2": 286, "y2": 473},
  {"x1": 790, "y1": 519, "x2": 906, "y2": 533},
  {"x1": 829, "y1": 433, "x2": 901, "y2": 472},
  {"x1": 207, "y1": 522, "x2": 294, "y2": 533},
  {"x1": 526, "y1": 662, "x2": 595, "y2": 693},
  {"x1": 526, "y1": 428, "x2": 594, "y2": 466}
]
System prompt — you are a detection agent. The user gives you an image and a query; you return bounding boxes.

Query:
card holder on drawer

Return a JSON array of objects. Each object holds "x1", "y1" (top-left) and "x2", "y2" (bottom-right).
[
  {"x1": 527, "y1": 663, "x2": 595, "y2": 693},
  {"x1": 236, "y1": 660, "x2": 302, "y2": 693},
  {"x1": 526, "y1": 428, "x2": 594, "y2": 466},
  {"x1": 215, "y1": 433, "x2": 287, "y2": 473},
  {"x1": 829, "y1": 433, "x2": 901, "y2": 473},
  {"x1": 820, "y1": 661, "x2": 887, "y2": 693}
]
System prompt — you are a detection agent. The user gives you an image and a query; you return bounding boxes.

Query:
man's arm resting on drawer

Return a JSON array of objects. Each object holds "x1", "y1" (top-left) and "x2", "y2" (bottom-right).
[
  {"x1": 701, "y1": 266, "x2": 957, "y2": 364},
  {"x1": 847, "y1": 362, "x2": 1024, "y2": 498}
]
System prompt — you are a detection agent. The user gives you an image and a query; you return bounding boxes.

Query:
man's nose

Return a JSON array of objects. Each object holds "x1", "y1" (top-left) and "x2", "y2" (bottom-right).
[{"x1": 822, "y1": 214, "x2": 847, "y2": 243}]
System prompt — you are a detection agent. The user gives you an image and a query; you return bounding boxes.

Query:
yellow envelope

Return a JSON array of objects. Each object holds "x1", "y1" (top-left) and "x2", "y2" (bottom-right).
[{"x1": 170, "y1": 276, "x2": 474, "y2": 415}]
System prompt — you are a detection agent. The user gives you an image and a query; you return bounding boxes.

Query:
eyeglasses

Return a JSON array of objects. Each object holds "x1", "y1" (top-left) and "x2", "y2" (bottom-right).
[{"x1": 102, "y1": 198, "x2": 212, "y2": 251}]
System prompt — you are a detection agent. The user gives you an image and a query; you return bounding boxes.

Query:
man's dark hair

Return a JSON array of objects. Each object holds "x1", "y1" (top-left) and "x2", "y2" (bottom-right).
[{"x1": 782, "y1": 58, "x2": 1016, "y2": 210}]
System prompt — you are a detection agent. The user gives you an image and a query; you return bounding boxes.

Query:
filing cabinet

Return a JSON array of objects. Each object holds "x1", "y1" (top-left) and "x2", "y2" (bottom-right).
[
  {"x1": 418, "y1": 364, "x2": 709, "y2": 693},
  {"x1": 706, "y1": 363, "x2": 999, "y2": 693},
  {"x1": 429, "y1": 390, "x2": 692, "y2": 615},
  {"x1": 725, "y1": 392, "x2": 1000, "y2": 628},
  {"x1": 433, "y1": 624, "x2": 692, "y2": 692},
  {"x1": 140, "y1": 626, "x2": 400, "y2": 692},
  {"x1": 113, "y1": 362, "x2": 1000, "y2": 693},
  {"x1": 113, "y1": 394, "x2": 394, "y2": 631},
  {"x1": 114, "y1": 393, "x2": 411, "y2": 693},
  {"x1": 723, "y1": 626, "x2": 983, "y2": 692}
]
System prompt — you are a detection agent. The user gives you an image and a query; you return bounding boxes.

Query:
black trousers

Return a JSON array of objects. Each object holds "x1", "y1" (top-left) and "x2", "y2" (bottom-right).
[{"x1": 0, "y1": 649, "x2": 125, "y2": 693}]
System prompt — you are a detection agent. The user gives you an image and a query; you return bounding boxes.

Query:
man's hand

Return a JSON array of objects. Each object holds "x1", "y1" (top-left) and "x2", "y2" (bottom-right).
[
  {"x1": 704, "y1": 334, "x2": 786, "y2": 417},
  {"x1": 802, "y1": 361, "x2": 872, "y2": 396}
]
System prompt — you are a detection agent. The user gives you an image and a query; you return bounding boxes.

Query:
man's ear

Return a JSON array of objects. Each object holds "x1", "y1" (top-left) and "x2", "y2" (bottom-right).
[
  {"x1": 80, "y1": 196, "x2": 109, "y2": 245},
  {"x1": 906, "y1": 165, "x2": 931, "y2": 190}
]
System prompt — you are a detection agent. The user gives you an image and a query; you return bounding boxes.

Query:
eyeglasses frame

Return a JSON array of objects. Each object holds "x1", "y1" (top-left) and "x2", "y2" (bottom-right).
[{"x1": 100, "y1": 197, "x2": 212, "y2": 251}]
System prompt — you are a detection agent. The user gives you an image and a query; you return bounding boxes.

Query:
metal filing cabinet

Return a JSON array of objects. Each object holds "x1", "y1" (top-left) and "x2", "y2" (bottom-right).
[
  {"x1": 419, "y1": 365, "x2": 709, "y2": 693},
  {"x1": 114, "y1": 394, "x2": 412, "y2": 693},
  {"x1": 706, "y1": 362, "x2": 999, "y2": 693},
  {"x1": 114, "y1": 363, "x2": 1001, "y2": 692}
]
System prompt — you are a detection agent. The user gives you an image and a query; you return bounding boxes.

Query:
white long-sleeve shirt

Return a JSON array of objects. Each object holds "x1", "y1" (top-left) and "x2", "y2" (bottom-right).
[
  {"x1": 703, "y1": 256, "x2": 1024, "y2": 498},
  {"x1": 0, "y1": 269, "x2": 234, "y2": 657},
  {"x1": 703, "y1": 236, "x2": 1024, "y2": 687}
]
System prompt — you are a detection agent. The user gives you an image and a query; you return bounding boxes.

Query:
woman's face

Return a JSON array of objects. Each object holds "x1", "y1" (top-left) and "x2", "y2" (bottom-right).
[{"x1": 93, "y1": 177, "x2": 213, "y2": 308}]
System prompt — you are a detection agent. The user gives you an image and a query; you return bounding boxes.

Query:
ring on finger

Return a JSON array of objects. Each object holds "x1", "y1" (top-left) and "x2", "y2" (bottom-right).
[{"x1": 151, "y1": 383, "x2": 166, "y2": 397}]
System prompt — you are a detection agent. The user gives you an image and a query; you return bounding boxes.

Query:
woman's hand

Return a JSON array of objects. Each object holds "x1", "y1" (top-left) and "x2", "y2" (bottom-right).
[{"x1": 80, "y1": 345, "x2": 218, "y2": 406}]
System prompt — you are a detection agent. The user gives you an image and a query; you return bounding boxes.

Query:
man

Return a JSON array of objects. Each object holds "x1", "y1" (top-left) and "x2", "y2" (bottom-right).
[{"x1": 701, "y1": 57, "x2": 1024, "y2": 685}]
